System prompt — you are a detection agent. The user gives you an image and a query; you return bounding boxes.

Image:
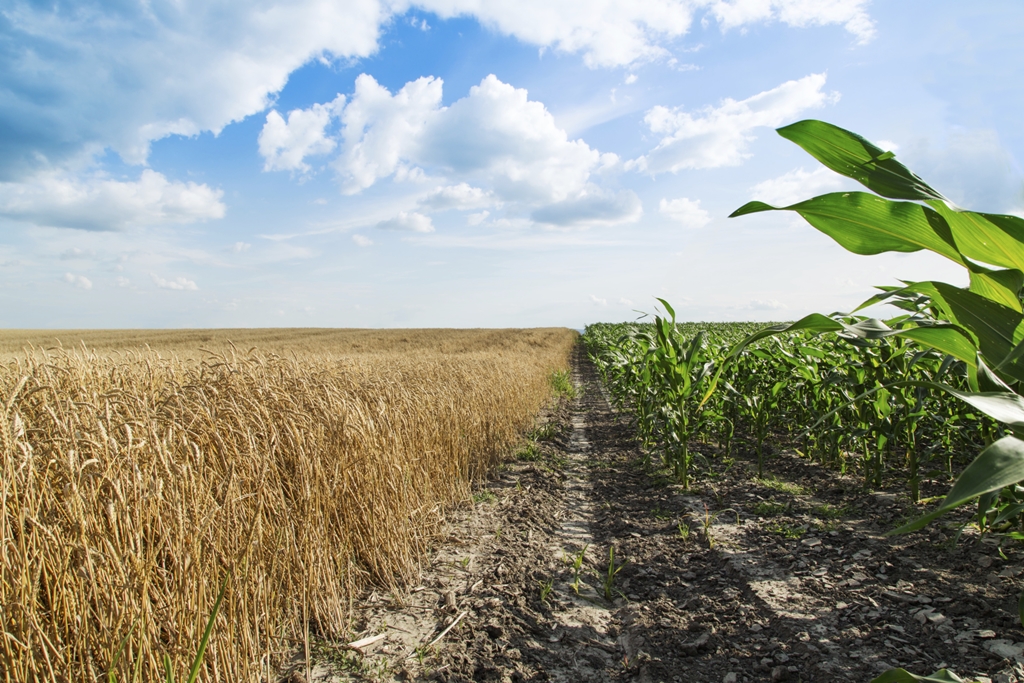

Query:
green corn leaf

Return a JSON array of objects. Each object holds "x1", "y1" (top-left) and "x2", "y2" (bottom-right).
[
  {"x1": 776, "y1": 120, "x2": 946, "y2": 202},
  {"x1": 930, "y1": 388, "x2": 1024, "y2": 432},
  {"x1": 860, "y1": 280, "x2": 1024, "y2": 381},
  {"x1": 730, "y1": 193, "x2": 962, "y2": 263},
  {"x1": 907, "y1": 282, "x2": 1024, "y2": 379},
  {"x1": 965, "y1": 262, "x2": 1024, "y2": 312},
  {"x1": 929, "y1": 201, "x2": 1024, "y2": 273},
  {"x1": 889, "y1": 435, "x2": 1024, "y2": 534},
  {"x1": 894, "y1": 326, "x2": 979, "y2": 372}
]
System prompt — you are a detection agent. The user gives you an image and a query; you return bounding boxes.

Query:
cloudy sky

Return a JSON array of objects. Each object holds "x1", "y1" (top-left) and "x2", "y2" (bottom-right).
[{"x1": 1, "y1": 1, "x2": 1021, "y2": 329}]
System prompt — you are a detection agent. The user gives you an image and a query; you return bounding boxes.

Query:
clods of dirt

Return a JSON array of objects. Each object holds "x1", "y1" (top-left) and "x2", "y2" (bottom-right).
[{"x1": 308, "y1": 347, "x2": 1024, "y2": 683}]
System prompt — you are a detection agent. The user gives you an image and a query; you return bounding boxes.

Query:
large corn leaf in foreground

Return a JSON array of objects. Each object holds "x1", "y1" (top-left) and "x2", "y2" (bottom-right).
[{"x1": 731, "y1": 119, "x2": 1024, "y2": 545}]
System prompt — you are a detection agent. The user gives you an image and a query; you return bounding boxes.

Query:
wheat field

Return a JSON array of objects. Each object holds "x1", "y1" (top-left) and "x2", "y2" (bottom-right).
[{"x1": 0, "y1": 328, "x2": 577, "y2": 682}]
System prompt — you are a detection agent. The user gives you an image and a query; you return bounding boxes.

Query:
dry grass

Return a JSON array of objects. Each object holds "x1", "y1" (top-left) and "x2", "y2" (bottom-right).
[{"x1": 0, "y1": 328, "x2": 576, "y2": 682}]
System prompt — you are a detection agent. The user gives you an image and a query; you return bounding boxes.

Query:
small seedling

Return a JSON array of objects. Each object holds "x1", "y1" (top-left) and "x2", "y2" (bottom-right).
[
  {"x1": 538, "y1": 578, "x2": 554, "y2": 603},
  {"x1": 516, "y1": 442, "x2": 542, "y2": 462},
  {"x1": 752, "y1": 499, "x2": 787, "y2": 516},
  {"x1": 766, "y1": 520, "x2": 807, "y2": 539},
  {"x1": 677, "y1": 522, "x2": 691, "y2": 542},
  {"x1": 699, "y1": 504, "x2": 738, "y2": 549},
  {"x1": 651, "y1": 505, "x2": 671, "y2": 520},
  {"x1": 569, "y1": 544, "x2": 588, "y2": 594},
  {"x1": 472, "y1": 490, "x2": 496, "y2": 504},
  {"x1": 603, "y1": 546, "x2": 628, "y2": 601}
]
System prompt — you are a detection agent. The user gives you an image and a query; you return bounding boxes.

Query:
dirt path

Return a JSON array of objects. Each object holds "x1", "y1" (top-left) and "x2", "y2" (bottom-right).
[{"x1": 308, "y1": 348, "x2": 1024, "y2": 683}]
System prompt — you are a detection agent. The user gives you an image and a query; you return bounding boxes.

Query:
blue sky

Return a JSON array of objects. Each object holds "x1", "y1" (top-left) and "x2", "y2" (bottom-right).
[{"x1": 1, "y1": 1, "x2": 1021, "y2": 329}]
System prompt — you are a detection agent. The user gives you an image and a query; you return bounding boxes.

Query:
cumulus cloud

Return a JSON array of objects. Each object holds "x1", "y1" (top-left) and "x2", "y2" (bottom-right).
[
  {"x1": 421, "y1": 76, "x2": 610, "y2": 204},
  {"x1": 0, "y1": 170, "x2": 225, "y2": 231},
  {"x1": 335, "y1": 75, "x2": 443, "y2": 193},
  {"x1": 703, "y1": 0, "x2": 875, "y2": 44},
  {"x1": 659, "y1": 197, "x2": 711, "y2": 228},
  {"x1": 352, "y1": 234, "x2": 374, "y2": 246},
  {"x1": 258, "y1": 96, "x2": 345, "y2": 172},
  {"x1": 0, "y1": 0, "x2": 388, "y2": 178},
  {"x1": 376, "y1": 211, "x2": 435, "y2": 233},
  {"x1": 419, "y1": 183, "x2": 496, "y2": 211},
  {"x1": 631, "y1": 73, "x2": 838, "y2": 173},
  {"x1": 0, "y1": 1, "x2": 876, "y2": 183},
  {"x1": 749, "y1": 166, "x2": 848, "y2": 206},
  {"x1": 531, "y1": 189, "x2": 642, "y2": 226},
  {"x1": 418, "y1": 0, "x2": 695, "y2": 68},
  {"x1": 591, "y1": 294, "x2": 608, "y2": 306},
  {"x1": 151, "y1": 273, "x2": 198, "y2": 291},
  {"x1": 64, "y1": 273, "x2": 92, "y2": 290},
  {"x1": 332, "y1": 74, "x2": 608, "y2": 206},
  {"x1": 116, "y1": 276, "x2": 130, "y2": 287}
]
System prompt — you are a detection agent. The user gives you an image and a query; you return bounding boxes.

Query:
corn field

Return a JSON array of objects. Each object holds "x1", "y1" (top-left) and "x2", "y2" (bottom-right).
[
  {"x1": 585, "y1": 122, "x2": 1024, "y2": 678},
  {"x1": 0, "y1": 328, "x2": 576, "y2": 682}
]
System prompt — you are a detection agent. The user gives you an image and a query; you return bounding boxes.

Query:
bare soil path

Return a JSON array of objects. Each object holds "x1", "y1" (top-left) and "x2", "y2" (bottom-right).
[{"x1": 309, "y1": 347, "x2": 1024, "y2": 683}]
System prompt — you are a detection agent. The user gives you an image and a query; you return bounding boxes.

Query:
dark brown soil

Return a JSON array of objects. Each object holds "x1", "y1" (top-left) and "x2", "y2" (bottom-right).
[{"x1": 308, "y1": 346, "x2": 1024, "y2": 683}]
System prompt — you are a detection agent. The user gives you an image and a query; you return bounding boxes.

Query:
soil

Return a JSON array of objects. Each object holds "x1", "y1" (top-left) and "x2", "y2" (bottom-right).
[{"x1": 300, "y1": 346, "x2": 1024, "y2": 683}]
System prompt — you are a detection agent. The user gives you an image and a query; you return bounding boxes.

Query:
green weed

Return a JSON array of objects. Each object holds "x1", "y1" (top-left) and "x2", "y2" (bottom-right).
[
  {"x1": 754, "y1": 476, "x2": 807, "y2": 496},
  {"x1": 751, "y1": 499, "x2": 788, "y2": 516},
  {"x1": 549, "y1": 370, "x2": 577, "y2": 400},
  {"x1": 472, "y1": 490, "x2": 496, "y2": 504}
]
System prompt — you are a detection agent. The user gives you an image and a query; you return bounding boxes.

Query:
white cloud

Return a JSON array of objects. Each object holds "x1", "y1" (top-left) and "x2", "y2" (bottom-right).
[
  {"x1": 531, "y1": 188, "x2": 642, "y2": 227},
  {"x1": 333, "y1": 74, "x2": 607, "y2": 207},
  {"x1": 352, "y1": 234, "x2": 374, "y2": 246},
  {"x1": 258, "y1": 96, "x2": 345, "y2": 172},
  {"x1": 0, "y1": 0, "x2": 388, "y2": 177},
  {"x1": 232, "y1": 242, "x2": 252, "y2": 253},
  {"x1": 419, "y1": 75, "x2": 607, "y2": 204},
  {"x1": 875, "y1": 140, "x2": 900, "y2": 153},
  {"x1": 659, "y1": 197, "x2": 711, "y2": 228},
  {"x1": 376, "y1": 211, "x2": 435, "y2": 233},
  {"x1": 64, "y1": 273, "x2": 92, "y2": 290},
  {"x1": 335, "y1": 75, "x2": 443, "y2": 193},
  {"x1": 703, "y1": 0, "x2": 875, "y2": 44},
  {"x1": 151, "y1": 273, "x2": 198, "y2": 291},
  {"x1": 419, "y1": 183, "x2": 496, "y2": 211},
  {"x1": 418, "y1": 0, "x2": 696, "y2": 68},
  {"x1": 625, "y1": 74, "x2": 638, "y2": 85},
  {"x1": 0, "y1": 1, "x2": 875, "y2": 183},
  {"x1": 631, "y1": 73, "x2": 838, "y2": 173},
  {"x1": 0, "y1": 170, "x2": 225, "y2": 231},
  {"x1": 749, "y1": 166, "x2": 847, "y2": 206},
  {"x1": 747, "y1": 298, "x2": 786, "y2": 310},
  {"x1": 590, "y1": 294, "x2": 608, "y2": 306},
  {"x1": 619, "y1": 296, "x2": 634, "y2": 306},
  {"x1": 116, "y1": 276, "x2": 130, "y2": 287},
  {"x1": 467, "y1": 211, "x2": 490, "y2": 226}
]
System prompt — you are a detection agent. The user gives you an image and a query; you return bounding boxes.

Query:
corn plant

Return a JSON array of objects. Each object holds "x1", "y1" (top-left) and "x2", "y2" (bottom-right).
[{"x1": 728, "y1": 119, "x2": 1024, "y2": 533}]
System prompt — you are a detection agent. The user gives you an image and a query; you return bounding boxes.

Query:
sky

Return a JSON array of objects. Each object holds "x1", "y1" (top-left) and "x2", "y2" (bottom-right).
[{"x1": 1, "y1": 1, "x2": 1022, "y2": 329}]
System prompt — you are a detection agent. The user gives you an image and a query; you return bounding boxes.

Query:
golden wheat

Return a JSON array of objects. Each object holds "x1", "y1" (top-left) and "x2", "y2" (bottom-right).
[{"x1": 0, "y1": 328, "x2": 576, "y2": 682}]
